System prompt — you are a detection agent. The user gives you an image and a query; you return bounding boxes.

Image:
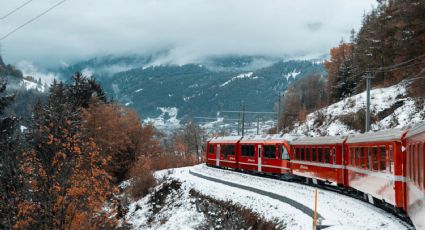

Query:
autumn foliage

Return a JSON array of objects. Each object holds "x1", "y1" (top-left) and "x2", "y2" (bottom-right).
[
  {"x1": 81, "y1": 100, "x2": 162, "y2": 183},
  {"x1": 325, "y1": 0, "x2": 425, "y2": 103},
  {"x1": 14, "y1": 78, "x2": 118, "y2": 229}
]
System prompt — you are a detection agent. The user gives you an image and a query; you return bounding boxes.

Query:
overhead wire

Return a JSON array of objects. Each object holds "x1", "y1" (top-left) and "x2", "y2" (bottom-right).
[
  {"x1": 0, "y1": 0, "x2": 34, "y2": 20},
  {"x1": 0, "y1": 0, "x2": 66, "y2": 41}
]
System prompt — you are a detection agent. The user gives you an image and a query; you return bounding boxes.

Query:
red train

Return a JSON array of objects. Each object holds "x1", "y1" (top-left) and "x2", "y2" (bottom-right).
[{"x1": 206, "y1": 123, "x2": 425, "y2": 229}]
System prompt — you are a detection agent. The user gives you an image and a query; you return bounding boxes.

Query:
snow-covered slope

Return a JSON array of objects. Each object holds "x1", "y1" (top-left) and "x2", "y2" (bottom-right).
[
  {"x1": 20, "y1": 79, "x2": 46, "y2": 92},
  {"x1": 125, "y1": 165, "x2": 410, "y2": 230},
  {"x1": 290, "y1": 81, "x2": 425, "y2": 136}
]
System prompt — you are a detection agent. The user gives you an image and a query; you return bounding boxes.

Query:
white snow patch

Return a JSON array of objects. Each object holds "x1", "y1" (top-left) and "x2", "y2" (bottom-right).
[
  {"x1": 16, "y1": 61, "x2": 59, "y2": 85},
  {"x1": 284, "y1": 69, "x2": 301, "y2": 81},
  {"x1": 220, "y1": 72, "x2": 256, "y2": 87},
  {"x1": 81, "y1": 68, "x2": 94, "y2": 77},
  {"x1": 20, "y1": 79, "x2": 45, "y2": 92},
  {"x1": 20, "y1": 125, "x2": 27, "y2": 132},
  {"x1": 144, "y1": 107, "x2": 181, "y2": 132}
]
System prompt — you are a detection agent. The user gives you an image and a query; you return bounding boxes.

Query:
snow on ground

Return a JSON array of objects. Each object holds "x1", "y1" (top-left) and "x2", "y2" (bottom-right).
[
  {"x1": 126, "y1": 165, "x2": 410, "y2": 230},
  {"x1": 220, "y1": 72, "x2": 257, "y2": 87},
  {"x1": 17, "y1": 61, "x2": 59, "y2": 85},
  {"x1": 126, "y1": 179, "x2": 204, "y2": 230},
  {"x1": 188, "y1": 165, "x2": 409, "y2": 230},
  {"x1": 291, "y1": 81, "x2": 425, "y2": 136},
  {"x1": 144, "y1": 107, "x2": 181, "y2": 131},
  {"x1": 20, "y1": 79, "x2": 45, "y2": 92}
]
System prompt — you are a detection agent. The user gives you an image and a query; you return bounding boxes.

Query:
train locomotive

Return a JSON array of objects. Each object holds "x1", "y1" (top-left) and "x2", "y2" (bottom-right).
[{"x1": 205, "y1": 122, "x2": 425, "y2": 229}]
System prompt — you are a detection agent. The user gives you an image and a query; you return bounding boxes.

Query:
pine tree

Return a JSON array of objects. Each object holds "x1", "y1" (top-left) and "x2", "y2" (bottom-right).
[
  {"x1": 0, "y1": 81, "x2": 20, "y2": 229},
  {"x1": 15, "y1": 80, "x2": 118, "y2": 229}
]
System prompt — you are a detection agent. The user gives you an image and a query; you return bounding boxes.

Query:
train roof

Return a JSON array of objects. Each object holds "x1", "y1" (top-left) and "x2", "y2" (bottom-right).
[
  {"x1": 240, "y1": 134, "x2": 289, "y2": 143},
  {"x1": 346, "y1": 128, "x2": 406, "y2": 144},
  {"x1": 406, "y1": 122, "x2": 425, "y2": 138},
  {"x1": 291, "y1": 136, "x2": 346, "y2": 145},
  {"x1": 208, "y1": 136, "x2": 242, "y2": 144}
]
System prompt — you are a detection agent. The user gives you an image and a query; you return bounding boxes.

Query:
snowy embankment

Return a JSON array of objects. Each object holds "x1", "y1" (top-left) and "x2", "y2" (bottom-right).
[
  {"x1": 125, "y1": 164, "x2": 410, "y2": 230},
  {"x1": 291, "y1": 81, "x2": 425, "y2": 136}
]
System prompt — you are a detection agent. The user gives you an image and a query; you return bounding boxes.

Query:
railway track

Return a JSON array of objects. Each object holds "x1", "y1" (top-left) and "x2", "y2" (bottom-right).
[{"x1": 199, "y1": 165, "x2": 414, "y2": 229}]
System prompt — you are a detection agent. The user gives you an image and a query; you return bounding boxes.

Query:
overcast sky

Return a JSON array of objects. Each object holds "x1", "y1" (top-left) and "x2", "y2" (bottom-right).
[{"x1": 0, "y1": 0, "x2": 376, "y2": 67}]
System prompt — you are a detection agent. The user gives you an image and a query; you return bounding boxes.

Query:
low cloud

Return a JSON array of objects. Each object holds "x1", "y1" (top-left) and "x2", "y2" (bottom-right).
[{"x1": 0, "y1": 0, "x2": 375, "y2": 67}]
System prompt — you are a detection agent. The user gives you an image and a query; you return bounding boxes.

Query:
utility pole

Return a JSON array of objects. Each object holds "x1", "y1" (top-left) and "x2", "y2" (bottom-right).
[
  {"x1": 241, "y1": 100, "x2": 245, "y2": 137},
  {"x1": 237, "y1": 107, "x2": 241, "y2": 135},
  {"x1": 363, "y1": 73, "x2": 375, "y2": 133},
  {"x1": 276, "y1": 93, "x2": 282, "y2": 134},
  {"x1": 256, "y1": 116, "x2": 260, "y2": 135}
]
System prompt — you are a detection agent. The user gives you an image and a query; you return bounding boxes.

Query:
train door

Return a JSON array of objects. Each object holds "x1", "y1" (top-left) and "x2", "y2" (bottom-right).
[
  {"x1": 258, "y1": 144, "x2": 262, "y2": 172},
  {"x1": 216, "y1": 144, "x2": 220, "y2": 167}
]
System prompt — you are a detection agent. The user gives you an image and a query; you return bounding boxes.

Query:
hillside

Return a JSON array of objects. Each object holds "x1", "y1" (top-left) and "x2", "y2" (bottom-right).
[
  {"x1": 57, "y1": 56, "x2": 325, "y2": 122},
  {"x1": 289, "y1": 80, "x2": 425, "y2": 137},
  {"x1": 122, "y1": 165, "x2": 409, "y2": 230}
]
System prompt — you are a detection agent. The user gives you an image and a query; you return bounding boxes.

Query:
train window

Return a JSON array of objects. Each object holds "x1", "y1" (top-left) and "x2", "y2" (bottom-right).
[
  {"x1": 421, "y1": 143, "x2": 425, "y2": 189},
  {"x1": 379, "y1": 146, "x2": 387, "y2": 172},
  {"x1": 264, "y1": 145, "x2": 276, "y2": 158},
  {"x1": 312, "y1": 148, "x2": 317, "y2": 162},
  {"x1": 241, "y1": 145, "x2": 255, "y2": 157},
  {"x1": 318, "y1": 148, "x2": 323, "y2": 162},
  {"x1": 208, "y1": 144, "x2": 214, "y2": 154},
  {"x1": 306, "y1": 148, "x2": 311, "y2": 161},
  {"x1": 360, "y1": 148, "x2": 367, "y2": 169},
  {"x1": 416, "y1": 145, "x2": 420, "y2": 184},
  {"x1": 419, "y1": 143, "x2": 423, "y2": 188},
  {"x1": 410, "y1": 145, "x2": 416, "y2": 181},
  {"x1": 222, "y1": 145, "x2": 235, "y2": 156},
  {"x1": 300, "y1": 148, "x2": 305, "y2": 161},
  {"x1": 389, "y1": 145, "x2": 393, "y2": 173},
  {"x1": 407, "y1": 145, "x2": 411, "y2": 179},
  {"x1": 281, "y1": 145, "x2": 290, "y2": 160},
  {"x1": 350, "y1": 148, "x2": 355, "y2": 165},
  {"x1": 324, "y1": 148, "x2": 331, "y2": 163},
  {"x1": 372, "y1": 147, "x2": 379, "y2": 171},
  {"x1": 332, "y1": 148, "x2": 336, "y2": 164},
  {"x1": 422, "y1": 143, "x2": 425, "y2": 189},
  {"x1": 355, "y1": 148, "x2": 361, "y2": 167},
  {"x1": 366, "y1": 147, "x2": 371, "y2": 170},
  {"x1": 278, "y1": 145, "x2": 282, "y2": 159}
]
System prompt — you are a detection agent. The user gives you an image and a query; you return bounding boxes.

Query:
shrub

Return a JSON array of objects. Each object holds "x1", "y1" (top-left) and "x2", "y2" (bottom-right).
[{"x1": 128, "y1": 156, "x2": 156, "y2": 200}]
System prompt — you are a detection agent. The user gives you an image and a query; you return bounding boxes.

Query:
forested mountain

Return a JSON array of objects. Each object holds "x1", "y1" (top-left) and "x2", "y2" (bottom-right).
[
  {"x1": 278, "y1": 0, "x2": 425, "y2": 134},
  {"x1": 0, "y1": 56, "x2": 47, "y2": 124},
  {"x1": 57, "y1": 56, "x2": 325, "y2": 120},
  {"x1": 325, "y1": 0, "x2": 425, "y2": 104}
]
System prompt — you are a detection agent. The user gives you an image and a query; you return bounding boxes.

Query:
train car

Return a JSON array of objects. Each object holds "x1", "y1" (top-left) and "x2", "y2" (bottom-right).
[
  {"x1": 405, "y1": 122, "x2": 425, "y2": 230},
  {"x1": 290, "y1": 136, "x2": 347, "y2": 186},
  {"x1": 206, "y1": 136, "x2": 242, "y2": 169},
  {"x1": 237, "y1": 134, "x2": 266, "y2": 172},
  {"x1": 237, "y1": 134, "x2": 292, "y2": 173},
  {"x1": 345, "y1": 129, "x2": 407, "y2": 208},
  {"x1": 238, "y1": 134, "x2": 293, "y2": 174}
]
